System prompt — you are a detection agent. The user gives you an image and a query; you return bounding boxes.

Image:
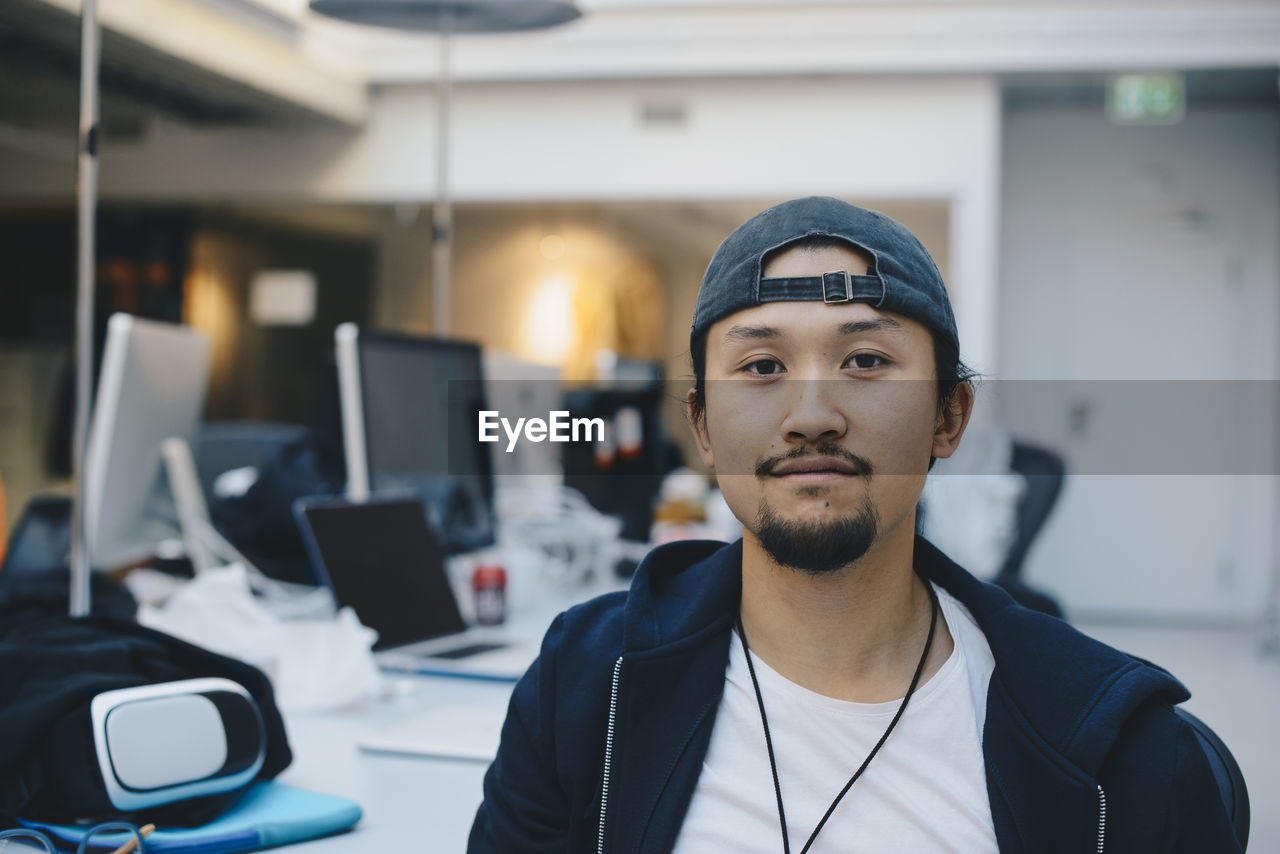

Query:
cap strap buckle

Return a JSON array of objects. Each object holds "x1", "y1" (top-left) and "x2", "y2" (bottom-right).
[{"x1": 821, "y1": 270, "x2": 853, "y2": 303}]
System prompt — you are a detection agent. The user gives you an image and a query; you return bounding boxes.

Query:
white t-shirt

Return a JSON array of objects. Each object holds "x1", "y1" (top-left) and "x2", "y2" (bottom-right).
[{"x1": 672, "y1": 584, "x2": 998, "y2": 854}]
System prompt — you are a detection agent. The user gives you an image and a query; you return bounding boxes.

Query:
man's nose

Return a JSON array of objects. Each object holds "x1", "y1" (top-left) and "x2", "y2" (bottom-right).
[{"x1": 779, "y1": 378, "x2": 848, "y2": 444}]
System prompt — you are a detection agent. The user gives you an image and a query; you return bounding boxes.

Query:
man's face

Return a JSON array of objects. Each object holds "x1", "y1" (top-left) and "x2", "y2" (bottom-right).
[{"x1": 688, "y1": 243, "x2": 968, "y2": 573}]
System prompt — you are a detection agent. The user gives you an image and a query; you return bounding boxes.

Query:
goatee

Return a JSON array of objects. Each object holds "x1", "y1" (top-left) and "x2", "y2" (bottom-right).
[{"x1": 755, "y1": 496, "x2": 879, "y2": 575}]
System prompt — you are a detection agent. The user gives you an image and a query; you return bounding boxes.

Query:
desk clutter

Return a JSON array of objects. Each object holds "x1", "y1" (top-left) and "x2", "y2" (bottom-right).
[
  {"x1": 0, "y1": 617, "x2": 361, "y2": 850},
  {"x1": 134, "y1": 564, "x2": 383, "y2": 713},
  {"x1": 0, "y1": 316, "x2": 726, "y2": 851}
]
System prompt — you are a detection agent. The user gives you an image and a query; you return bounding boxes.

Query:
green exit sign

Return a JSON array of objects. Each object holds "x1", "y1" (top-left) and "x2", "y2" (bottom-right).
[{"x1": 1107, "y1": 72, "x2": 1186, "y2": 124}]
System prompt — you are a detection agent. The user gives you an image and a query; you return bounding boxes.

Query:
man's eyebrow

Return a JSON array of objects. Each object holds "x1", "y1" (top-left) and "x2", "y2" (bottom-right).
[
  {"x1": 722, "y1": 318, "x2": 904, "y2": 344},
  {"x1": 838, "y1": 318, "x2": 903, "y2": 335},
  {"x1": 722, "y1": 325, "x2": 781, "y2": 344}
]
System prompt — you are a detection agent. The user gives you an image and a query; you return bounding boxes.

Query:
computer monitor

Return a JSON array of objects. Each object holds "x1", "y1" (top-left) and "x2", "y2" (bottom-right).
[
  {"x1": 83, "y1": 313, "x2": 212, "y2": 570},
  {"x1": 335, "y1": 323, "x2": 496, "y2": 556},
  {"x1": 560, "y1": 382, "x2": 668, "y2": 543},
  {"x1": 482, "y1": 350, "x2": 564, "y2": 481}
]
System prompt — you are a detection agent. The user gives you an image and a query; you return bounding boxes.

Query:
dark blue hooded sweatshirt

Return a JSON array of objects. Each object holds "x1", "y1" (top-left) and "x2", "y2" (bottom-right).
[{"x1": 470, "y1": 537, "x2": 1242, "y2": 853}]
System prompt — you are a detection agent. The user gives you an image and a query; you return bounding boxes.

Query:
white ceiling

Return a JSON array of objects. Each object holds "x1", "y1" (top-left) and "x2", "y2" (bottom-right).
[
  {"x1": 0, "y1": 0, "x2": 1276, "y2": 151},
  {"x1": 308, "y1": 0, "x2": 1280, "y2": 83}
]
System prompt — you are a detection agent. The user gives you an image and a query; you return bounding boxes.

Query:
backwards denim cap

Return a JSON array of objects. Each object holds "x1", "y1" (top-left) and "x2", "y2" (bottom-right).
[{"x1": 691, "y1": 196, "x2": 959, "y2": 354}]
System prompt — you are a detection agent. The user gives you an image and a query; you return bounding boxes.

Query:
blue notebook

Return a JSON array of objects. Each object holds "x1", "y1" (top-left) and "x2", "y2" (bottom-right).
[{"x1": 24, "y1": 782, "x2": 362, "y2": 853}]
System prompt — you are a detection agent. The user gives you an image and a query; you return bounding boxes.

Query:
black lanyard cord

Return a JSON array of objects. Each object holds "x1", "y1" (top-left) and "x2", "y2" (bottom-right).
[{"x1": 736, "y1": 579, "x2": 940, "y2": 854}]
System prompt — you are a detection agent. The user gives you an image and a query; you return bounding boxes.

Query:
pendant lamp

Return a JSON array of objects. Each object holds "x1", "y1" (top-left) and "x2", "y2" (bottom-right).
[{"x1": 309, "y1": 0, "x2": 582, "y2": 337}]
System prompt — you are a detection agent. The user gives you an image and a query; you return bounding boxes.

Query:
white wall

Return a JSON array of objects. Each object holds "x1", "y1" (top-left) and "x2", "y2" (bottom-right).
[
  {"x1": 998, "y1": 104, "x2": 1280, "y2": 621},
  {"x1": 0, "y1": 74, "x2": 1003, "y2": 372}
]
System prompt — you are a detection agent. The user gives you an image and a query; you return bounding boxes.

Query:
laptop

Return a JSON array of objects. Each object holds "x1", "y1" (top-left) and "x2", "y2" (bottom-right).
[{"x1": 293, "y1": 494, "x2": 539, "y2": 681}]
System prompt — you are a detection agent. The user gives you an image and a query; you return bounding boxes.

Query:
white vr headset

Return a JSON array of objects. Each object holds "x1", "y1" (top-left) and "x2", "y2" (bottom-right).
[{"x1": 88, "y1": 678, "x2": 266, "y2": 812}]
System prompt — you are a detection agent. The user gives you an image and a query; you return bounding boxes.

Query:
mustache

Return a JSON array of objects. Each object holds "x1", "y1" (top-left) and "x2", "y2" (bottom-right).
[{"x1": 755, "y1": 444, "x2": 874, "y2": 478}]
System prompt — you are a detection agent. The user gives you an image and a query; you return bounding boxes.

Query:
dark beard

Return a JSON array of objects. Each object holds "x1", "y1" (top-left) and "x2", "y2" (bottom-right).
[{"x1": 755, "y1": 496, "x2": 879, "y2": 575}]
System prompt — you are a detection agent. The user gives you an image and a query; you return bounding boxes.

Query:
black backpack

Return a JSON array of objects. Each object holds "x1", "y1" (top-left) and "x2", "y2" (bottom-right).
[{"x1": 0, "y1": 616, "x2": 292, "y2": 826}]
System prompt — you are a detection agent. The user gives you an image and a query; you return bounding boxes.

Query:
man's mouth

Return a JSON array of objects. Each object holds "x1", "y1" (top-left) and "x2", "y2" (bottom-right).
[
  {"x1": 772, "y1": 457, "x2": 859, "y2": 477},
  {"x1": 757, "y1": 450, "x2": 872, "y2": 481}
]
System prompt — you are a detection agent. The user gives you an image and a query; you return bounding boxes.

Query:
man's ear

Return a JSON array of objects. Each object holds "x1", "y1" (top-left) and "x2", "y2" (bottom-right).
[
  {"x1": 931, "y1": 381, "x2": 974, "y2": 461},
  {"x1": 685, "y1": 388, "x2": 715, "y2": 469}
]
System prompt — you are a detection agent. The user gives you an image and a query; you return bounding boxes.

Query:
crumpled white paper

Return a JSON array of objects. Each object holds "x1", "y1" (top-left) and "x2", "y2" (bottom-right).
[{"x1": 136, "y1": 564, "x2": 383, "y2": 712}]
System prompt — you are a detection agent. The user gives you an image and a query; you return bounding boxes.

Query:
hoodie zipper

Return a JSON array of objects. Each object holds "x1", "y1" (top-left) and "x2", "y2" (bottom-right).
[
  {"x1": 598, "y1": 655, "x2": 623, "y2": 854},
  {"x1": 1096, "y1": 784, "x2": 1107, "y2": 853}
]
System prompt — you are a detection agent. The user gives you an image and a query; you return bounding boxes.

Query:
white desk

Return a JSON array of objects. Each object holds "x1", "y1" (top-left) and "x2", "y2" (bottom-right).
[
  {"x1": 276, "y1": 674, "x2": 510, "y2": 852},
  {"x1": 270, "y1": 574, "x2": 628, "y2": 852}
]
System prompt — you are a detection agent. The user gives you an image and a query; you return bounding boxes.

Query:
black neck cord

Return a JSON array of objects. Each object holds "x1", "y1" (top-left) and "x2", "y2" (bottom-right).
[{"x1": 736, "y1": 579, "x2": 940, "y2": 854}]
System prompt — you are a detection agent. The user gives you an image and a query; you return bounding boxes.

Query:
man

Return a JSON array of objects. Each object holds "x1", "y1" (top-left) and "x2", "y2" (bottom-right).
[{"x1": 470, "y1": 197, "x2": 1242, "y2": 853}]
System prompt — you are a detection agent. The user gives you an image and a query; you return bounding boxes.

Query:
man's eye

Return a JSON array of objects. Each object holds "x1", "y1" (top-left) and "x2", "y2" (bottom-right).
[
  {"x1": 848, "y1": 353, "x2": 886, "y2": 369},
  {"x1": 743, "y1": 359, "x2": 784, "y2": 376}
]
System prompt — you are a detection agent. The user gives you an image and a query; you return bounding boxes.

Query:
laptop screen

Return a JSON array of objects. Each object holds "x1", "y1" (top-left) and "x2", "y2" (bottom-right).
[{"x1": 298, "y1": 497, "x2": 468, "y2": 651}]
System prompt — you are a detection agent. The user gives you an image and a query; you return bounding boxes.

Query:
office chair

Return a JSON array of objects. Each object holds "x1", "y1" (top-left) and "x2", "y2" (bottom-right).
[
  {"x1": 996, "y1": 441, "x2": 1066, "y2": 580},
  {"x1": 194, "y1": 421, "x2": 309, "y2": 505},
  {"x1": 1176, "y1": 708, "x2": 1250, "y2": 849},
  {"x1": 196, "y1": 421, "x2": 337, "y2": 586},
  {"x1": 1, "y1": 494, "x2": 72, "y2": 577},
  {"x1": 0, "y1": 494, "x2": 137, "y2": 623},
  {"x1": 992, "y1": 440, "x2": 1066, "y2": 619}
]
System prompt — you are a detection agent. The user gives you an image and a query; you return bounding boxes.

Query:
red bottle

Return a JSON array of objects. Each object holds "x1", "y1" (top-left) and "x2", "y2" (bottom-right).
[{"x1": 472, "y1": 565, "x2": 507, "y2": 626}]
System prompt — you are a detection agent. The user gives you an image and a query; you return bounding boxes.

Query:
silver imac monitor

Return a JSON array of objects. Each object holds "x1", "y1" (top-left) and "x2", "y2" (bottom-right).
[
  {"x1": 334, "y1": 323, "x2": 496, "y2": 556},
  {"x1": 83, "y1": 313, "x2": 212, "y2": 570}
]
